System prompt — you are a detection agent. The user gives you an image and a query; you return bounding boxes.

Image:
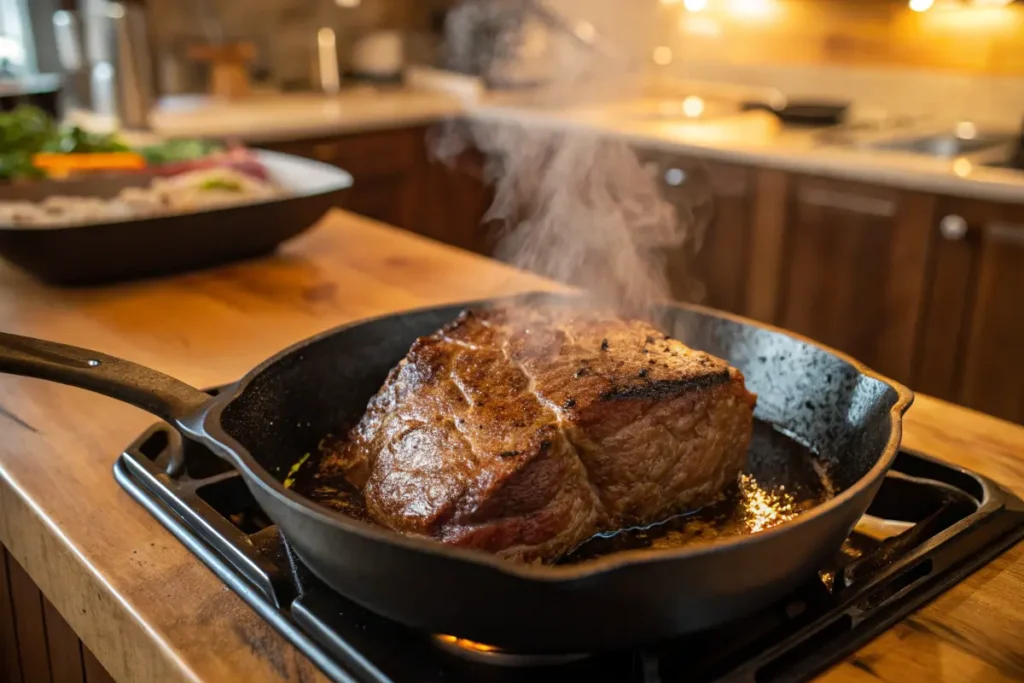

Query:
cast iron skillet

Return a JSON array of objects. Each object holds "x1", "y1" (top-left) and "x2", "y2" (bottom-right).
[{"x1": 0, "y1": 293, "x2": 912, "y2": 652}]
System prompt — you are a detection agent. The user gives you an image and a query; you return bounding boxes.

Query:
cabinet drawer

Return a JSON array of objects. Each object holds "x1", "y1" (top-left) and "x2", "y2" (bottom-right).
[
  {"x1": 916, "y1": 197, "x2": 1024, "y2": 424},
  {"x1": 314, "y1": 129, "x2": 421, "y2": 176},
  {"x1": 262, "y1": 127, "x2": 423, "y2": 177},
  {"x1": 343, "y1": 178, "x2": 405, "y2": 226}
]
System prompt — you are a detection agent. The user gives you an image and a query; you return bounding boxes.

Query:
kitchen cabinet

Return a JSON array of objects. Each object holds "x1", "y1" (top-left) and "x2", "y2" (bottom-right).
[
  {"x1": 0, "y1": 542, "x2": 115, "y2": 683},
  {"x1": 915, "y1": 199, "x2": 1024, "y2": 424},
  {"x1": 262, "y1": 127, "x2": 421, "y2": 230},
  {"x1": 742, "y1": 172, "x2": 1022, "y2": 424},
  {"x1": 343, "y1": 174, "x2": 418, "y2": 230},
  {"x1": 757, "y1": 176, "x2": 934, "y2": 385},
  {"x1": 690, "y1": 163, "x2": 757, "y2": 314},
  {"x1": 639, "y1": 151, "x2": 756, "y2": 313},
  {"x1": 259, "y1": 124, "x2": 492, "y2": 252},
  {"x1": 635, "y1": 145, "x2": 1021, "y2": 424},
  {"x1": 413, "y1": 124, "x2": 495, "y2": 254}
]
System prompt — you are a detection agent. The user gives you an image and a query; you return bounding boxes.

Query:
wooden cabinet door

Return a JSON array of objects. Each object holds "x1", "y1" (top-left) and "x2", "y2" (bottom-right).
[
  {"x1": 263, "y1": 124, "x2": 500, "y2": 251},
  {"x1": 415, "y1": 124, "x2": 496, "y2": 254},
  {"x1": 341, "y1": 175, "x2": 417, "y2": 229},
  {"x1": 916, "y1": 199, "x2": 1024, "y2": 424},
  {"x1": 259, "y1": 127, "x2": 423, "y2": 230},
  {"x1": 639, "y1": 152, "x2": 755, "y2": 313},
  {"x1": 772, "y1": 176, "x2": 935, "y2": 385}
]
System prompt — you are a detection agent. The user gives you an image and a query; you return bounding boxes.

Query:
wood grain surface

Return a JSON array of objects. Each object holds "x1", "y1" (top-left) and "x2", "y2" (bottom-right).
[{"x1": 0, "y1": 210, "x2": 1021, "y2": 683}]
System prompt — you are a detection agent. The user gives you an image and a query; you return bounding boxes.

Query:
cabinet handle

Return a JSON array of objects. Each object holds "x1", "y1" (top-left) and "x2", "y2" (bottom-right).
[
  {"x1": 643, "y1": 162, "x2": 687, "y2": 187},
  {"x1": 664, "y1": 167, "x2": 687, "y2": 187},
  {"x1": 939, "y1": 214, "x2": 969, "y2": 241},
  {"x1": 796, "y1": 187, "x2": 896, "y2": 218}
]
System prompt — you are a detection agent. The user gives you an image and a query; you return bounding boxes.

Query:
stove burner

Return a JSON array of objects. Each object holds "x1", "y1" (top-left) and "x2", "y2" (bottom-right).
[
  {"x1": 114, "y1": 402, "x2": 1024, "y2": 683},
  {"x1": 431, "y1": 635, "x2": 591, "y2": 667}
]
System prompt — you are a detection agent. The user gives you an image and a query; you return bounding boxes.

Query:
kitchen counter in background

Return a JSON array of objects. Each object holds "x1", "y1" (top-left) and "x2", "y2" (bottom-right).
[
  {"x1": 471, "y1": 99, "x2": 1024, "y2": 204},
  {"x1": 120, "y1": 85, "x2": 1024, "y2": 204},
  {"x1": 148, "y1": 88, "x2": 464, "y2": 142},
  {"x1": 0, "y1": 210, "x2": 1022, "y2": 682}
]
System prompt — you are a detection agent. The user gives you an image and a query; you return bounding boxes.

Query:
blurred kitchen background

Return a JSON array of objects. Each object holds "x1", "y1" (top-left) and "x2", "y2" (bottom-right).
[
  {"x1": 1, "y1": 0, "x2": 1022, "y2": 426},
  {"x1": 2, "y1": 0, "x2": 1023, "y2": 121}
]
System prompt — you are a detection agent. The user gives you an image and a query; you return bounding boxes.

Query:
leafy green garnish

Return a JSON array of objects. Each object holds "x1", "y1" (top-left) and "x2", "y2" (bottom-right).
[
  {"x1": 41, "y1": 125, "x2": 130, "y2": 155},
  {"x1": 0, "y1": 151, "x2": 46, "y2": 180},
  {"x1": 0, "y1": 105, "x2": 130, "y2": 180},
  {"x1": 199, "y1": 177, "x2": 243, "y2": 192},
  {"x1": 0, "y1": 106, "x2": 57, "y2": 180},
  {"x1": 0, "y1": 105, "x2": 224, "y2": 181},
  {"x1": 0, "y1": 104, "x2": 55, "y2": 151},
  {"x1": 139, "y1": 139, "x2": 224, "y2": 166}
]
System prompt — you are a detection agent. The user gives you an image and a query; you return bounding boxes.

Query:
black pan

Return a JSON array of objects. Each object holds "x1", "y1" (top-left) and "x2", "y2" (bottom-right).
[
  {"x1": 741, "y1": 99, "x2": 850, "y2": 126},
  {"x1": 0, "y1": 150, "x2": 352, "y2": 286},
  {"x1": 0, "y1": 293, "x2": 912, "y2": 652}
]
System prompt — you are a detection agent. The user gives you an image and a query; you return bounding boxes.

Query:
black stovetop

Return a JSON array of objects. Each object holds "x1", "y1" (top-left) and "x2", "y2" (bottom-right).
[{"x1": 114, "y1": 410, "x2": 1024, "y2": 683}]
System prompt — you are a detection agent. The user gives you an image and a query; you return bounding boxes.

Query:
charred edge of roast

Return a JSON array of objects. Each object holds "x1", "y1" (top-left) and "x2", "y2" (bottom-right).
[{"x1": 599, "y1": 370, "x2": 731, "y2": 401}]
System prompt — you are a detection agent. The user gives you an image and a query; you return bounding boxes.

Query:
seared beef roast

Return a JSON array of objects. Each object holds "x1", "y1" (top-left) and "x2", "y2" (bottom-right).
[{"x1": 326, "y1": 304, "x2": 757, "y2": 563}]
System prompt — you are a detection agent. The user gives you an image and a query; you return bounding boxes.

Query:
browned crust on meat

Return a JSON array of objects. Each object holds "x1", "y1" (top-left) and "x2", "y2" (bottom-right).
[{"x1": 328, "y1": 304, "x2": 757, "y2": 563}]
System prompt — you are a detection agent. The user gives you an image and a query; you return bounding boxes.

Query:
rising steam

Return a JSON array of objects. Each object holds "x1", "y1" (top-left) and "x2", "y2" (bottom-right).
[
  {"x1": 485, "y1": 127, "x2": 684, "y2": 316},
  {"x1": 437, "y1": 0, "x2": 699, "y2": 321}
]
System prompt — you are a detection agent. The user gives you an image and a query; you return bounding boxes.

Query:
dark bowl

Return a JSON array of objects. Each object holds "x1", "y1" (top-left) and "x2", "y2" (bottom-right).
[{"x1": 0, "y1": 150, "x2": 352, "y2": 286}]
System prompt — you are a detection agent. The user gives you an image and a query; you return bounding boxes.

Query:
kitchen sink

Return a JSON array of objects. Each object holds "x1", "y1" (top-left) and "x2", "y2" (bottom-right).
[
  {"x1": 818, "y1": 119, "x2": 1019, "y2": 160},
  {"x1": 862, "y1": 131, "x2": 1015, "y2": 157}
]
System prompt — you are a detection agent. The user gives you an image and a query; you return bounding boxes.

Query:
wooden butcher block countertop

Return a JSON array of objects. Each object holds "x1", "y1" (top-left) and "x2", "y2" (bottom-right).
[{"x1": 0, "y1": 210, "x2": 1021, "y2": 682}]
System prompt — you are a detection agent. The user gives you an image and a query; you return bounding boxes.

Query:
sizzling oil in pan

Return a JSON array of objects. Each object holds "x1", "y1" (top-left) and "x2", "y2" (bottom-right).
[
  {"x1": 562, "y1": 420, "x2": 834, "y2": 563},
  {"x1": 287, "y1": 419, "x2": 835, "y2": 563}
]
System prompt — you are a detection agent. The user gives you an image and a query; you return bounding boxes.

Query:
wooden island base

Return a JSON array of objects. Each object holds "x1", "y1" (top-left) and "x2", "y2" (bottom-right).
[
  {"x1": 0, "y1": 211, "x2": 1022, "y2": 683},
  {"x1": 0, "y1": 546, "x2": 114, "y2": 683}
]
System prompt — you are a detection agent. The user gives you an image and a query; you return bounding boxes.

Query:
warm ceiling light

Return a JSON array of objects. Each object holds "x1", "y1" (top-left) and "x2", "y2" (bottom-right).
[
  {"x1": 684, "y1": 0, "x2": 708, "y2": 10},
  {"x1": 682, "y1": 95, "x2": 706, "y2": 117},
  {"x1": 574, "y1": 21, "x2": 596, "y2": 43},
  {"x1": 335, "y1": 0, "x2": 361, "y2": 7},
  {"x1": 955, "y1": 121, "x2": 978, "y2": 139},
  {"x1": 652, "y1": 46, "x2": 674, "y2": 66},
  {"x1": 727, "y1": 0, "x2": 775, "y2": 18},
  {"x1": 909, "y1": 0, "x2": 934, "y2": 11},
  {"x1": 573, "y1": 21, "x2": 598, "y2": 42},
  {"x1": 952, "y1": 158, "x2": 973, "y2": 177}
]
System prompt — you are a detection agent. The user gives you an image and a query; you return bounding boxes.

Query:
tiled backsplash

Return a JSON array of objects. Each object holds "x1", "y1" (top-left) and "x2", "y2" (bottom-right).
[
  {"x1": 547, "y1": 0, "x2": 1024, "y2": 126},
  {"x1": 668, "y1": 0, "x2": 1024, "y2": 76},
  {"x1": 148, "y1": 0, "x2": 1024, "y2": 125},
  {"x1": 147, "y1": 0, "x2": 454, "y2": 92},
  {"x1": 659, "y1": 0, "x2": 1024, "y2": 127}
]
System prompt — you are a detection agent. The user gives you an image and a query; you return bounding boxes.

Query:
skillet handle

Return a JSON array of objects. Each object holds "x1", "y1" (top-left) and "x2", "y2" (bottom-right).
[{"x1": 0, "y1": 332, "x2": 211, "y2": 425}]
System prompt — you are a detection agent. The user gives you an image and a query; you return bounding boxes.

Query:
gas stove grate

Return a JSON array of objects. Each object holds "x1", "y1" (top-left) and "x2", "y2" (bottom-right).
[{"x1": 115, "y1": 409, "x2": 1024, "y2": 683}]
